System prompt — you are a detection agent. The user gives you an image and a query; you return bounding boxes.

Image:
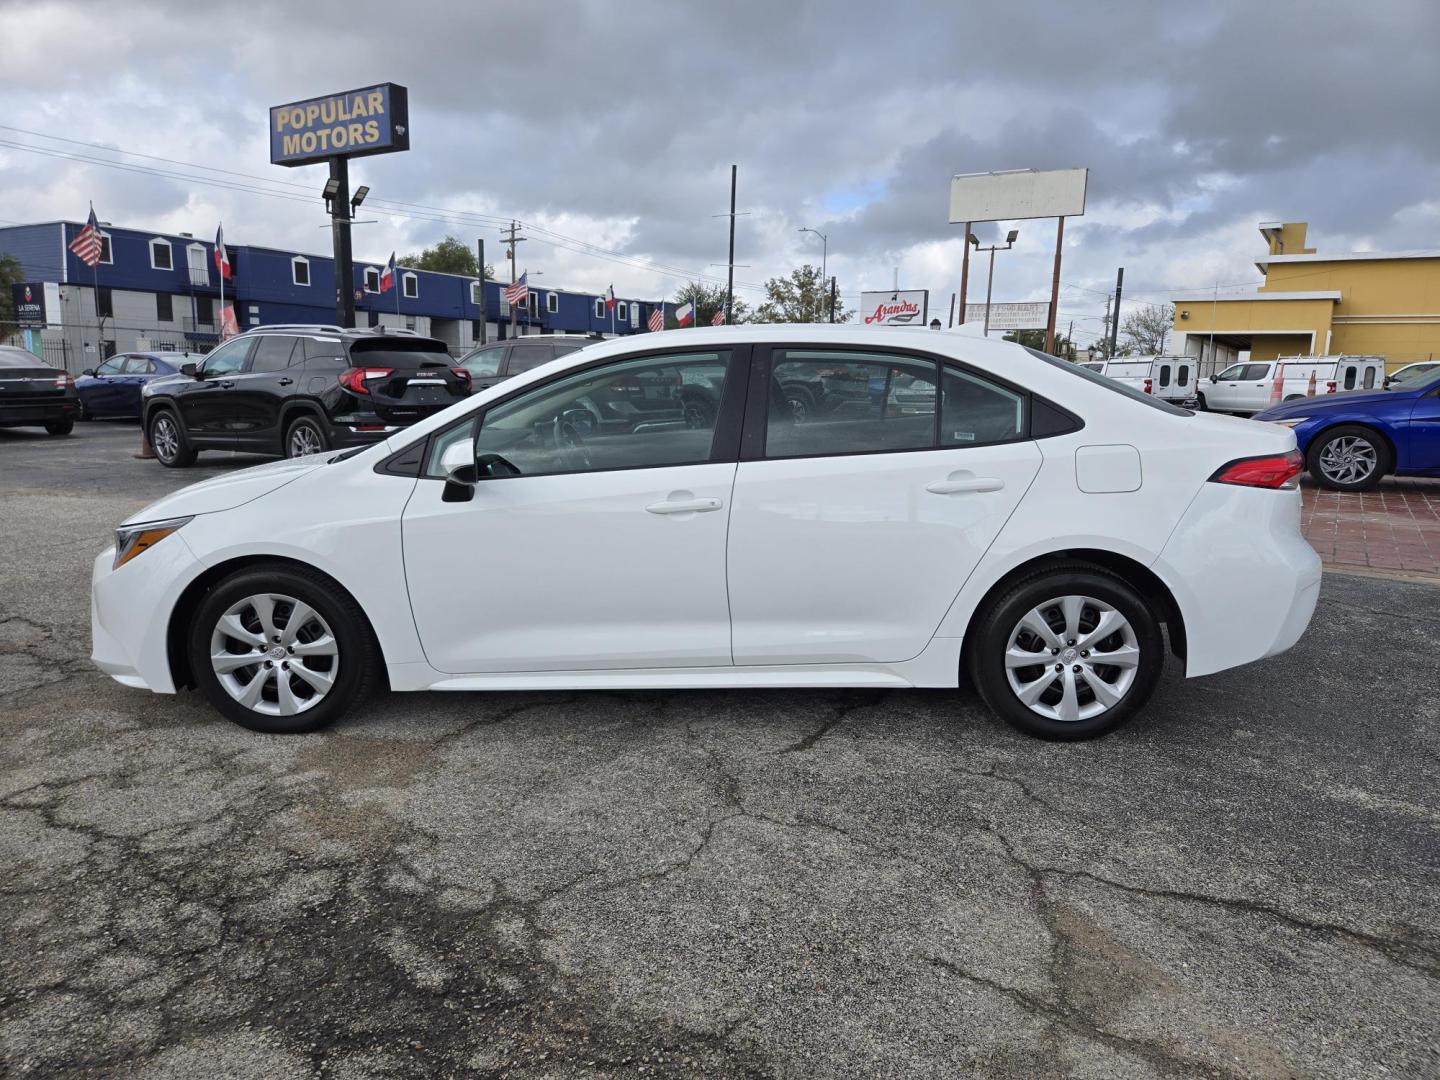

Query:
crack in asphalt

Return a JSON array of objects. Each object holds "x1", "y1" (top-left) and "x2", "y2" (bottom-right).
[{"x1": 779, "y1": 689, "x2": 889, "y2": 753}]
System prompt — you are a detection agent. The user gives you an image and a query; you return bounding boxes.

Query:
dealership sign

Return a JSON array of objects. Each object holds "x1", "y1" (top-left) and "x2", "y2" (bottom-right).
[
  {"x1": 10, "y1": 282, "x2": 58, "y2": 328},
  {"x1": 269, "y1": 84, "x2": 410, "y2": 167},
  {"x1": 964, "y1": 301, "x2": 1050, "y2": 330},
  {"x1": 861, "y1": 289, "x2": 929, "y2": 326}
]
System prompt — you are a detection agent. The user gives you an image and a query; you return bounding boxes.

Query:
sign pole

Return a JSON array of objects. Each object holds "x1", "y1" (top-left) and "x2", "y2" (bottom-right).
[
  {"x1": 957, "y1": 222, "x2": 971, "y2": 325},
  {"x1": 1044, "y1": 216, "x2": 1065, "y2": 355},
  {"x1": 329, "y1": 158, "x2": 355, "y2": 328},
  {"x1": 476, "y1": 239, "x2": 487, "y2": 345}
]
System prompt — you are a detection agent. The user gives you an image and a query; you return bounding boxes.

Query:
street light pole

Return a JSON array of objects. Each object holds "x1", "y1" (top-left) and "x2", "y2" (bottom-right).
[
  {"x1": 970, "y1": 229, "x2": 1019, "y2": 337},
  {"x1": 798, "y1": 227, "x2": 828, "y2": 322}
]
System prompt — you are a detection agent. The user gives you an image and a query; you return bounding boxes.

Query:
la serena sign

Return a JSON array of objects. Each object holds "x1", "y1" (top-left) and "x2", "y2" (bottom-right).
[{"x1": 269, "y1": 84, "x2": 410, "y2": 167}]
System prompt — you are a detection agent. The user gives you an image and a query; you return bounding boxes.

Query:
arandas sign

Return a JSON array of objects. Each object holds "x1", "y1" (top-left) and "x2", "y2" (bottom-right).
[
  {"x1": 861, "y1": 289, "x2": 929, "y2": 326},
  {"x1": 269, "y1": 84, "x2": 410, "y2": 167}
]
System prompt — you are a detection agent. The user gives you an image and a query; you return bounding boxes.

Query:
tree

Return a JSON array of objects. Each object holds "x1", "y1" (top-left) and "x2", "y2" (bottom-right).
[
  {"x1": 397, "y1": 235, "x2": 493, "y2": 279},
  {"x1": 669, "y1": 281, "x2": 750, "y2": 327},
  {"x1": 1120, "y1": 303, "x2": 1174, "y2": 355},
  {"x1": 1002, "y1": 327, "x2": 1074, "y2": 358},
  {"x1": 0, "y1": 254, "x2": 22, "y2": 333},
  {"x1": 755, "y1": 264, "x2": 851, "y2": 324}
]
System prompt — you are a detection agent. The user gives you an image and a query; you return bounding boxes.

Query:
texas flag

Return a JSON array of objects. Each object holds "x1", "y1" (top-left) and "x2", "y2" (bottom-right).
[
  {"x1": 674, "y1": 301, "x2": 694, "y2": 327},
  {"x1": 605, "y1": 284, "x2": 616, "y2": 312},
  {"x1": 214, "y1": 223, "x2": 231, "y2": 280},
  {"x1": 379, "y1": 252, "x2": 396, "y2": 293}
]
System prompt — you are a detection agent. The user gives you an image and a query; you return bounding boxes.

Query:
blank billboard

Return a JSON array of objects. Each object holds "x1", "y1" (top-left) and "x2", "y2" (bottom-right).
[{"x1": 949, "y1": 168, "x2": 1088, "y2": 223}]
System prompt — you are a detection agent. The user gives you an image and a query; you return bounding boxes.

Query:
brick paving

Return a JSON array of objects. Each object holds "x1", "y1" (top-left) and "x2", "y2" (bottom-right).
[{"x1": 1301, "y1": 476, "x2": 1440, "y2": 578}]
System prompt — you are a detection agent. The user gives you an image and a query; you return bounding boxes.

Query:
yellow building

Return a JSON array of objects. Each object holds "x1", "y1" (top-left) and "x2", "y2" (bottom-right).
[{"x1": 1171, "y1": 222, "x2": 1440, "y2": 372}]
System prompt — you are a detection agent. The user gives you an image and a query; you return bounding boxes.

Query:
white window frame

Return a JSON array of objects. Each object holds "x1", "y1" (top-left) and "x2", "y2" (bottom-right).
[
  {"x1": 594, "y1": 298, "x2": 606, "y2": 319},
  {"x1": 97, "y1": 233, "x2": 113, "y2": 265},
  {"x1": 291, "y1": 256, "x2": 310, "y2": 287},
  {"x1": 528, "y1": 292, "x2": 539, "y2": 317},
  {"x1": 363, "y1": 266, "x2": 380, "y2": 293},
  {"x1": 616, "y1": 301, "x2": 628, "y2": 323},
  {"x1": 148, "y1": 237, "x2": 173, "y2": 271},
  {"x1": 402, "y1": 271, "x2": 418, "y2": 299},
  {"x1": 471, "y1": 280, "x2": 482, "y2": 304},
  {"x1": 547, "y1": 292, "x2": 558, "y2": 314}
]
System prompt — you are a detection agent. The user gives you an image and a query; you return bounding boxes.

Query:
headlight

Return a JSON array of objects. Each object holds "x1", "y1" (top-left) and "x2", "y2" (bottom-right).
[
  {"x1": 113, "y1": 516, "x2": 192, "y2": 569},
  {"x1": 1271, "y1": 417, "x2": 1310, "y2": 428}
]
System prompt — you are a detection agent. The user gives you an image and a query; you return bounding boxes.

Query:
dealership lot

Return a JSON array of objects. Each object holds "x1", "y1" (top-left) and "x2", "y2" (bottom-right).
[{"x1": 2, "y1": 423, "x2": 1437, "y2": 1078}]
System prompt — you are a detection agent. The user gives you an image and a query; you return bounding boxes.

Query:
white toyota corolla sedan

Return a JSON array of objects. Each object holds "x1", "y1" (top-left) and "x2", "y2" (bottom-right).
[{"x1": 91, "y1": 325, "x2": 1321, "y2": 740}]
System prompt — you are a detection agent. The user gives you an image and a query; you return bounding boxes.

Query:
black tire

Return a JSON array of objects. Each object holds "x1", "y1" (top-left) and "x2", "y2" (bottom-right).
[
  {"x1": 77, "y1": 399, "x2": 93, "y2": 421},
  {"x1": 1306, "y1": 424, "x2": 1391, "y2": 492},
  {"x1": 148, "y1": 408, "x2": 196, "y2": 467},
  {"x1": 187, "y1": 563, "x2": 381, "y2": 734},
  {"x1": 284, "y1": 414, "x2": 330, "y2": 459},
  {"x1": 45, "y1": 418, "x2": 74, "y2": 436},
  {"x1": 1194, "y1": 392, "x2": 1208, "y2": 411},
  {"x1": 967, "y1": 564, "x2": 1165, "y2": 741},
  {"x1": 781, "y1": 383, "x2": 816, "y2": 424}
]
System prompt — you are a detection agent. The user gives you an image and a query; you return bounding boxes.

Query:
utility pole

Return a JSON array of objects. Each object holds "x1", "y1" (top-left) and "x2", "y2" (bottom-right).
[
  {"x1": 476, "y1": 238, "x2": 488, "y2": 345},
  {"x1": 1066, "y1": 319, "x2": 1074, "y2": 361},
  {"x1": 958, "y1": 222, "x2": 972, "y2": 325},
  {"x1": 500, "y1": 220, "x2": 525, "y2": 340},
  {"x1": 1043, "y1": 216, "x2": 1065, "y2": 355},
  {"x1": 828, "y1": 276, "x2": 837, "y2": 323},
  {"x1": 726, "y1": 165, "x2": 736, "y2": 325},
  {"x1": 1099, "y1": 294, "x2": 1112, "y2": 360},
  {"x1": 1108, "y1": 267, "x2": 1124, "y2": 359}
]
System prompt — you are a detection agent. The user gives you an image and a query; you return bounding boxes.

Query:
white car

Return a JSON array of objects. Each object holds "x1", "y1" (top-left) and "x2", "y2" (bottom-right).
[{"x1": 91, "y1": 326, "x2": 1321, "y2": 740}]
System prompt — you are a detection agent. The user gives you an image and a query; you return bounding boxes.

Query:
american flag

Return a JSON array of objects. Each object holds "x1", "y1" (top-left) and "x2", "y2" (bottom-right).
[
  {"x1": 503, "y1": 271, "x2": 528, "y2": 307},
  {"x1": 647, "y1": 305, "x2": 665, "y2": 332},
  {"x1": 69, "y1": 205, "x2": 104, "y2": 266},
  {"x1": 711, "y1": 308, "x2": 725, "y2": 326}
]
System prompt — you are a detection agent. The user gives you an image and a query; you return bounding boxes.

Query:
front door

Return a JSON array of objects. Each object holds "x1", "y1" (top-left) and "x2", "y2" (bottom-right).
[
  {"x1": 227, "y1": 334, "x2": 299, "y2": 452},
  {"x1": 727, "y1": 347, "x2": 1042, "y2": 665},
  {"x1": 177, "y1": 337, "x2": 254, "y2": 447},
  {"x1": 86, "y1": 356, "x2": 126, "y2": 415},
  {"x1": 1234, "y1": 363, "x2": 1275, "y2": 412},
  {"x1": 402, "y1": 345, "x2": 746, "y2": 674},
  {"x1": 1405, "y1": 386, "x2": 1440, "y2": 471}
]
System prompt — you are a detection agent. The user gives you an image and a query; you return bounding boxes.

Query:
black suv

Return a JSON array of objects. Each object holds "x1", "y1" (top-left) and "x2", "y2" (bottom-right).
[
  {"x1": 141, "y1": 326, "x2": 470, "y2": 467},
  {"x1": 456, "y1": 335, "x2": 597, "y2": 393}
]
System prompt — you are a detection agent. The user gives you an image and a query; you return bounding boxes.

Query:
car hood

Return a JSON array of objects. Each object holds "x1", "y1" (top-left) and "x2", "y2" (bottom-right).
[
  {"x1": 121, "y1": 454, "x2": 333, "y2": 526},
  {"x1": 1253, "y1": 387, "x2": 1410, "y2": 421}
]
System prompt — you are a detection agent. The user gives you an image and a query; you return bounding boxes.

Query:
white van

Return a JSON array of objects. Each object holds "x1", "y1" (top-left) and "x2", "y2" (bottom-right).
[
  {"x1": 1199, "y1": 355, "x2": 1385, "y2": 415},
  {"x1": 1080, "y1": 355, "x2": 1198, "y2": 404}
]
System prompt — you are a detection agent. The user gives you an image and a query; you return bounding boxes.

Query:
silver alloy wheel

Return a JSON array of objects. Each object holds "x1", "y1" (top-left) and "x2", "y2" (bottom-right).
[
  {"x1": 210, "y1": 592, "x2": 339, "y2": 717},
  {"x1": 1318, "y1": 435, "x2": 1378, "y2": 486},
  {"x1": 289, "y1": 422, "x2": 322, "y2": 458},
  {"x1": 787, "y1": 396, "x2": 809, "y2": 423},
  {"x1": 151, "y1": 415, "x2": 179, "y2": 462},
  {"x1": 1004, "y1": 595, "x2": 1140, "y2": 723}
]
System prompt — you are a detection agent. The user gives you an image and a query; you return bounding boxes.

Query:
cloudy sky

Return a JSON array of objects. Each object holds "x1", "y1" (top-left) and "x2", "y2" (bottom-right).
[{"x1": 1, "y1": 0, "x2": 1434, "y2": 346}]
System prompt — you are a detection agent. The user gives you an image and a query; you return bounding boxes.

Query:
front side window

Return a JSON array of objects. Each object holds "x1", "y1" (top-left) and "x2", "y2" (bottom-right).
[
  {"x1": 941, "y1": 366, "x2": 1025, "y2": 446},
  {"x1": 447, "y1": 350, "x2": 733, "y2": 479},
  {"x1": 1217, "y1": 364, "x2": 1246, "y2": 381},
  {"x1": 249, "y1": 335, "x2": 297, "y2": 373},
  {"x1": 200, "y1": 338, "x2": 252, "y2": 376},
  {"x1": 94, "y1": 357, "x2": 123, "y2": 376},
  {"x1": 767, "y1": 350, "x2": 938, "y2": 458}
]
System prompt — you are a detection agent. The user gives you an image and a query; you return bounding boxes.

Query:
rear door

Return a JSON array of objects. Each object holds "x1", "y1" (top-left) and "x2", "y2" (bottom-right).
[
  {"x1": 726, "y1": 345, "x2": 1042, "y2": 665},
  {"x1": 502, "y1": 341, "x2": 556, "y2": 380}
]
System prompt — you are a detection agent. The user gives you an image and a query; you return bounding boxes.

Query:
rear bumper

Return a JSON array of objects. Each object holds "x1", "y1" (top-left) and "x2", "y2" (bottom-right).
[
  {"x1": 0, "y1": 398, "x2": 77, "y2": 425},
  {"x1": 1155, "y1": 483, "x2": 1322, "y2": 678}
]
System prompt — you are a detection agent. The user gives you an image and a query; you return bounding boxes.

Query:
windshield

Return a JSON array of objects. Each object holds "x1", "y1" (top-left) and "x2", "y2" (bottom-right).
[
  {"x1": 1390, "y1": 364, "x2": 1440, "y2": 388},
  {"x1": 1024, "y1": 348, "x2": 1192, "y2": 415}
]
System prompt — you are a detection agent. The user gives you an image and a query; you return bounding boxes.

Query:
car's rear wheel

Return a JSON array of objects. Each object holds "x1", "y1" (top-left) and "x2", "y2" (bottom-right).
[
  {"x1": 1307, "y1": 424, "x2": 1390, "y2": 492},
  {"x1": 149, "y1": 409, "x2": 196, "y2": 467},
  {"x1": 285, "y1": 415, "x2": 329, "y2": 459},
  {"x1": 188, "y1": 564, "x2": 380, "y2": 734},
  {"x1": 968, "y1": 565, "x2": 1164, "y2": 740},
  {"x1": 45, "y1": 418, "x2": 74, "y2": 436}
]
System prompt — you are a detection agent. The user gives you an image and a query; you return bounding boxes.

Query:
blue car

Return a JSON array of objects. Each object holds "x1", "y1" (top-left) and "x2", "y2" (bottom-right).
[
  {"x1": 1253, "y1": 370, "x2": 1440, "y2": 490},
  {"x1": 76, "y1": 352, "x2": 201, "y2": 421}
]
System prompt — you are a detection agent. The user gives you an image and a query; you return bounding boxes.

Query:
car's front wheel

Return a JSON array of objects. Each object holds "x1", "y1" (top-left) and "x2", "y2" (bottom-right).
[
  {"x1": 968, "y1": 565, "x2": 1164, "y2": 740},
  {"x1": 1194, "y1": 392, "x2": 1208, "y2": 411},
  {"x1": 1307, "y1": 424, "x2": 1390, "y2": 492},
  {"x1": 149, "y1": 409, "x2": 196, "y2": 467},
  {"x1": 188, "y1": 564, "x2": 380, "y2": 734}
]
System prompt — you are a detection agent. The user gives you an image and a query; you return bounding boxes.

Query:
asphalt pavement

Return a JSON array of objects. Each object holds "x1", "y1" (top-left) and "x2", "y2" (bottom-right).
[{"x1": 1, "y1": 422, "x2": 1437, "y2": 1079}]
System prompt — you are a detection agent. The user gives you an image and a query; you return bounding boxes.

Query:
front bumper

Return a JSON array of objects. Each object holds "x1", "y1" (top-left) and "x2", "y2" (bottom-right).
[{"x1": 90, "y1": 532, "x2": 204, "y2": 693}]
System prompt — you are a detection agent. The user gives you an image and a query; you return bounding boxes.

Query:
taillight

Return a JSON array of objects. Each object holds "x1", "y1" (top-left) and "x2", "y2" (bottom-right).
[
  {"x1": 1142, "y1": 377, "x2": 1153, "y2": 395},
  {"x1": 55, "y1": 372, "x2": 74, "y2": 389},
  {"x1": 338, "y1": 367, "x2": 394, "y2": 394},
  {"x1": 451, "y1": 367, "x2": 471, "y2": 389},
  {"x1": 1325, "y1": 380, "x2": 1337, "y2": 394},
  {"x1": 1209, "y1": 450, "x2": 1304, "y2": 490}
]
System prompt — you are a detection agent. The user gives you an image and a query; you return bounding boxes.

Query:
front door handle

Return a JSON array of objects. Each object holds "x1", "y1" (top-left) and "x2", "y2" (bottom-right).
[
  {"x1": 219, "y1": 380, "x2": 235, "y2": 389},
  {"x1": 277, "y1": 377, "x2": 294, "y2": 386},
  {"x1": 645, "y1": 496, "x2": 723, "y2": 515},
  {"x1": 926, "y1": 476, "x2": 1004, "y2": 495}
]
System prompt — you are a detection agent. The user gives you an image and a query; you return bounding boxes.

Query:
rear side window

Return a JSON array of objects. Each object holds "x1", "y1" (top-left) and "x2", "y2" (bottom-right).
[
  {"x1": 506, "y1": 342, "x2": 554, "y2": 375},
  {"x1": 1243, "y1": 364, "x2": 1271, "y2": 381},
  {"x1": 768, "y1": 351, "x2": 937, "y2": 458},
  {"x1": 461, "y1": 345, "x2": 504, "y2": 377},
  {"x1": 941, "y1": 366, "x2": 1024, "y2": 446},
  {"x1": 121, "y1": 355, "x2": 152, "y2": 374},
  {"x1": 249, "y1": 336, "x2": 298, "y2": 373}
]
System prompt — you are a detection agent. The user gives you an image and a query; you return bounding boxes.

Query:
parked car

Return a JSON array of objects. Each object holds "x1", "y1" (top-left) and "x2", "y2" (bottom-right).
[
  {"x1": 140, "y1": 326, "x2": 471, "y2": 467},
  {"x1": 1254, "y1": 367, "x2": 1440, "y2": 490},
  {"x1": 0, "y1": 344, "x2": 78, "y2": 435},
  {"x1": 1084, "y1": 355, "x2": 1198, "y2": 405},
  {"x1": 76, "y1": 352, "x2": 200, "y2": 420},
  {"x1": 93, "y1": 325, "x2": 1320, "y2": 742},
  {"x1": 1199, "y1": 355, "x2": 1385, "y2": 415},
  {"x1": 456, "y1": 334, "x2": 597, "y2": 392},
  {"x1": 1384, "y1": 361, "x2": 1440, "y2": 389}
]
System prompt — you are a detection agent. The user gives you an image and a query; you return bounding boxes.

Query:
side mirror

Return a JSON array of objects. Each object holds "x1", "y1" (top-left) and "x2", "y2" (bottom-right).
[
  {"x1": 81, "y1": 367, "x2": 95, "y2": 376},
  {"x1": 1209, "y1": 374, "x2": 1218, "y2": 383},
  {"x1": 442, "y1": 463, "x2": 478, "y2": 503},
  {"x1": 181, "y1": 363, "x2": 198, "y2": 378}
]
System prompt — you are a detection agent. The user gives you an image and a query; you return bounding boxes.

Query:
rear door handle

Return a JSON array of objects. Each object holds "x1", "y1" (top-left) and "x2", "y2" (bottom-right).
[
  {"x1": 646, "y1": 497, "x2": 723, "y2": 515},
  {"x1": 926, "y1": 476, "x2": 1004, "y2": 495}
]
